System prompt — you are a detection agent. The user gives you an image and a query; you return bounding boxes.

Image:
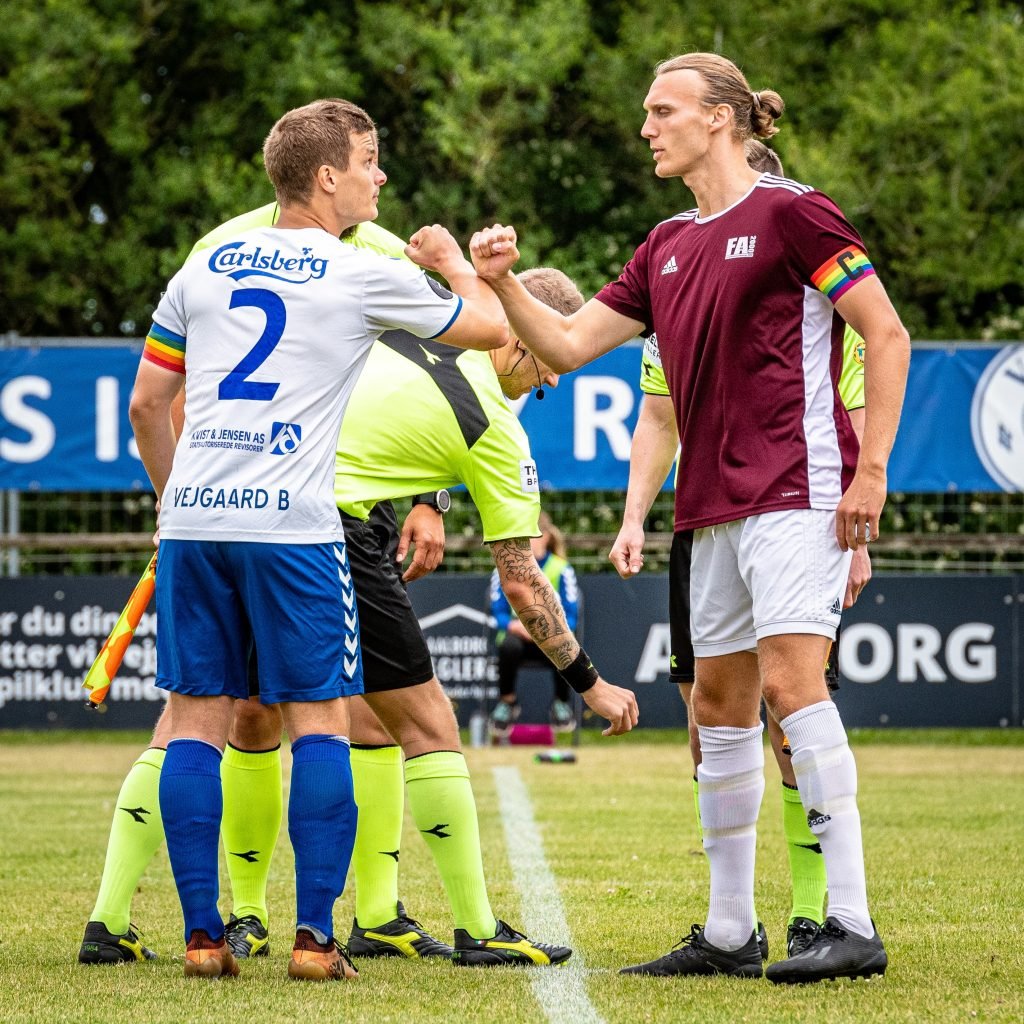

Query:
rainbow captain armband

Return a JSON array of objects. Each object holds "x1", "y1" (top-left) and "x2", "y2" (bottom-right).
[
  {"x1": 811, "y1": 246, "x2": 875, "y2": 303},
  {"x1": 143, "y1": 321, "x2": 186, "y2": 373}
]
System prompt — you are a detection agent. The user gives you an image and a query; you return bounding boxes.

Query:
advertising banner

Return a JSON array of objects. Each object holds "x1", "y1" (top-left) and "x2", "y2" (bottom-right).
[
  {"x1": 3, "y1": 342, "x2": 1022, "y2": 493},
  {"x1": 3, "y1": 572, "x2": 1016, "y2": 731}
]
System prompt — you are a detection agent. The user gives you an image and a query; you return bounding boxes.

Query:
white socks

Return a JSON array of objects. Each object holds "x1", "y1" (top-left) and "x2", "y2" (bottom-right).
[
  {"x1": 697, "y1": 723, "x2": 764, "y2": 951},
  {"x1": 781, "y1": 700, "x2": 873, "y2": 938}
]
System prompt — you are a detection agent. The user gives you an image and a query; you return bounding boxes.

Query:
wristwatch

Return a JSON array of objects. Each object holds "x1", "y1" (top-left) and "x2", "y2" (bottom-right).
[{"x1": 411, "y1": 489, "x2": 451, "y2": 514}]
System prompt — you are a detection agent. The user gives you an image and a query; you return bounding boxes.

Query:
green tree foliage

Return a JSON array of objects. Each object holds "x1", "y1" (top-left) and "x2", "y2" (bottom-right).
[{"x1": 2, "y1": 0, "x2": 1021, "y2": 338}]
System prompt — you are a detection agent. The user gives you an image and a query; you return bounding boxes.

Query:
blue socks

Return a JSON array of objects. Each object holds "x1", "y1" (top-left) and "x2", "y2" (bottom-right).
[
  {"x1": 160, "y1": 738, "x2": 225, "y2": 942},
  {"x1": 160, "y1": 733, "x2": 357, "y2": 944},
  {"x1": 289, "y1": 734, "x2": 357, "y2": 939}
]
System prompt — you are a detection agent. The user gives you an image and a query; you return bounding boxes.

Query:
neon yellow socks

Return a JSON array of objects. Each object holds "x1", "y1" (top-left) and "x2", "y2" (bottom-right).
[
  {"x1": 90, "y1": 747, "x2": 166, "y2": 934},
  {"x1": 782, "y1": 781, "x2": 826, "y2": 924},
  {"x1": 350, "y1": 745, "x2": 404, "y2": 928},
  {"x1": 404, "y1": 751, "x2": 496, "y2": 940},
  {"x1": 221, "y1": 744, "x2": 282, "y2": 927}
]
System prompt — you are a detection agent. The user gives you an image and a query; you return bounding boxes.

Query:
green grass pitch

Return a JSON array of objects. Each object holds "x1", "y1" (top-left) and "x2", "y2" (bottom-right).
[{"x1": 1, "y1": 730, "x2": 1022, "y2": 1023}]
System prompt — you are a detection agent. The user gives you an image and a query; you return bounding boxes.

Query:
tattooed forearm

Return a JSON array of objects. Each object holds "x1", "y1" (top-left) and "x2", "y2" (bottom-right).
[
  {"x1": 490, "y1": 537, "x2": 580, "y2": 668},
  {"x1": 519, "y1": 606, "x2": 557, "y2": 641},
  {"x1": 490, "y1": 537, "x2": 536, "y2": 584},
  {"x1": 547, "y1": 638, "x2": 578, "y2": 670}
]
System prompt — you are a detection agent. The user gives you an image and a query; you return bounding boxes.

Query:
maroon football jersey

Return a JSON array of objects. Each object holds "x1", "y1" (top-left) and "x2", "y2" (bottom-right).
[{"x1": 596, "y1": 175, "x2": 872, "y2": 531}]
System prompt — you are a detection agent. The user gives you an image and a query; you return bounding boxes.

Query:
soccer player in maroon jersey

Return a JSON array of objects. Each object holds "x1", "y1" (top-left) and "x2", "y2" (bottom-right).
[
  {"x1": 608, "y1": 140, "x2": 873, "y2": 967},
  {"x1": 469, "y1": 52, "x2": 910, "y2": 984}
]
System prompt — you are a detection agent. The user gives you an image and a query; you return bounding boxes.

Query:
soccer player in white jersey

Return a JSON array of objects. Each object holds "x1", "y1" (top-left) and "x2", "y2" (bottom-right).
[
  {"x1": 469, "y1": 53, "x2": 910, "y2": 983},
  {"x1": 128, "y1": 98, "x2": 508, "y2": 980}
]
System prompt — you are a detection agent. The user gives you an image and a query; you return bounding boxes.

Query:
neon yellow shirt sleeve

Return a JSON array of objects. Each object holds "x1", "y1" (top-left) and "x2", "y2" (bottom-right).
[
  {"x1": 838, "y1": 324, "x2": 865, "y2": 411},
  {"x1": 639, "y1": 334, "x2": 669, "y2": 396},
  {"x1": 188, "y1": 205, "x2": 409, "y2": 261}
]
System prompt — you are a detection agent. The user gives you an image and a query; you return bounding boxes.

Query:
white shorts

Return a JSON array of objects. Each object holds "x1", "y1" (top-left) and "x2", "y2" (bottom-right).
[{"x1": 690, "y1": 508, "x2": 852, "y2": 657}]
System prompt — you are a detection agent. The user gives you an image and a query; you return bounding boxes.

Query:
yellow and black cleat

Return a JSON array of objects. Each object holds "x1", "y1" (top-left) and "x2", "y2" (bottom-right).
[
  {"x1": 78, "y1": 920, "x2": 157, "y2": 964},
  {"x1": 224, "y1": 913, "x2": 270, "y2": 959},
  {"x1": 348, "y1": 901, "x2": 453, "y2": 959},
  {"x1": 452, "y1": 919, "x2": 572, "y2": 967}
]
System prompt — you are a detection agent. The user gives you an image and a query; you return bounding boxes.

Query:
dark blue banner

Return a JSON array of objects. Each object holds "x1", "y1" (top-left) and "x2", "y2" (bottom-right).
[
  {"x1": 2, "y1": 342, "x2": 1021, "y2": 492},
  {"x1": 0, "y1": 572, "x2": 1017, "y2": 730}
]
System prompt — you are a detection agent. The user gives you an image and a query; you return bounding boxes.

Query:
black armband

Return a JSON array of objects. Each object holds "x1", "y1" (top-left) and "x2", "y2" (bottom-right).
[{"x1": 559, "y1": 648, "x2": 599, "y2": 694}]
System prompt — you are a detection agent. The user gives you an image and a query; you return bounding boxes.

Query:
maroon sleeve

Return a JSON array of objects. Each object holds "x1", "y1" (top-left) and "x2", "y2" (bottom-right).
[
  {"x1": 594, "y1": 238, "x2": 653, "y2": 333},
  {"x1": 781, "y1": 190, "x2": 872, "y2": 284}
]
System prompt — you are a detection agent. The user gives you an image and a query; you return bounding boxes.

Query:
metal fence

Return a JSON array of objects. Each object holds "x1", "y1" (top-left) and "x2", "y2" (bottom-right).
[{"x1": 2, "y1": 487, "x2": 1021, "y2": 577}]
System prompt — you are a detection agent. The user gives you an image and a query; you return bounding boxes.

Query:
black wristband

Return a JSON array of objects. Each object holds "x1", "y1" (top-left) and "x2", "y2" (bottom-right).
[
  {"x1": 411, "y1": 489, "x2": 451, "y2": 514},
  {"x1": 559, "y1": 648, "x2": 599, "y2": 694}
]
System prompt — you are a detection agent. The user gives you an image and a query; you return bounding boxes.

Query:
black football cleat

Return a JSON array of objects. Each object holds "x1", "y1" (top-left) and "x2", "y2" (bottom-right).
[
  {"x1": 766, "y1": 917, "x2": 887, "y2": 984},
  {"x1": 78, "y1": 921, "x2": 157, "y2": 964},
  {"x1": 620, "y1": 924, "x2": 763, "y2": 978},
  {"x1": 224, "y1": 913, "x2": 270, "y2": 959},
  {"x1": 452, "y1": 919, "x2": 571, "y2": 967},
  {"x1": 786, "y1": 916, "x2": 820, "y2": 957},
  {"x1": 348, "y1": 901, "x2": 453, "y2": 959}
]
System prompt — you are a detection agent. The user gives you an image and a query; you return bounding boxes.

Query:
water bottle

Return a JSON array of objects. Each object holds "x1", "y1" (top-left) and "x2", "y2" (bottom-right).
[
  {"x1": 469, "y1": 710, "x2": 488, "y2": 749},
  {"x1": 534, "y1": 750, "x2": 577, "y2": 764}
]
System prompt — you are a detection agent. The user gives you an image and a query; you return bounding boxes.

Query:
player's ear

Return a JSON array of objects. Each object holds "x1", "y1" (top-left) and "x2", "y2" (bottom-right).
[{"x1": 317, "y1": 164, "x2": 338, "y2": 193}]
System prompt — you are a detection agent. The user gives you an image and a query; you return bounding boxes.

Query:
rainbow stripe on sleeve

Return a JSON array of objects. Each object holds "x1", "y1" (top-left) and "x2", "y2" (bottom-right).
[
  {"x1": 143, "y1": 321, "x2": 186, "y2": 373},
  {"x1": 811, "y1": 246, "x2": 875, "y2": 303}
]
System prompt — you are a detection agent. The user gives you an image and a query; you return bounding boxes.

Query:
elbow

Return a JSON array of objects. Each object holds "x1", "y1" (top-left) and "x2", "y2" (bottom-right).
[
  {"x1": 548, "y1": 353, "x2": 579, "y2": 375},
  {"x1": 545, "y1": 342, "x2": 586, "y2": 375},
  {"x1": 498, "y1": 573, "x2": 533, "y2": 610},
  {"x1": 467, "y1": 320, "x2": 511, "y2": 352},
  {"x1": 896, "y1": 323, "x2": 911, "y2": 358},
  {"x1": 128, "y1": 392, "x2": 149, "y2": 432},
  {"x1": 128, "y1": 389, "x2": 166, "y2": 434},
  {"x1": 487, "y1": 321, "x2": 512, "y2": 352},
  {"x1": 887, "y1": 322, "x2": 912, "y2": 373}
]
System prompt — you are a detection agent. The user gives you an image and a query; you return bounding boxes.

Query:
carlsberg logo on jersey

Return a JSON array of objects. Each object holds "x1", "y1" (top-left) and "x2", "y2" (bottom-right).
[{"x1": 208, "y1": 240, "x2": 329, "y2": 283}]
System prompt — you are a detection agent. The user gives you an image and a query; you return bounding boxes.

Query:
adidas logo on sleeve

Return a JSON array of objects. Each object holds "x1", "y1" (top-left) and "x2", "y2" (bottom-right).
[{"x1": 661, "y1": 255, "x2": 678, "y2": 275}]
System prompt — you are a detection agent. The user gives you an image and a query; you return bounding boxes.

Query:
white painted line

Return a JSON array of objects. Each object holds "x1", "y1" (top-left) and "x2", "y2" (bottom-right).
[{"x1": 493, "y1": 765, "x2": 605, "y2": 1024}]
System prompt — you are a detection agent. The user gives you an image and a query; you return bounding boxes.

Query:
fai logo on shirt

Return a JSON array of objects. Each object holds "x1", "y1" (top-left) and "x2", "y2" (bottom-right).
[
  {"x1": 268, "y1": 422, "x2": 302, "y2": 455},
  {"x1": 661, "y1": 256, "x2": 678, "y2": 275},
  {"x1": 725, "y1": 235, "x2": 757, "y2": 260}
]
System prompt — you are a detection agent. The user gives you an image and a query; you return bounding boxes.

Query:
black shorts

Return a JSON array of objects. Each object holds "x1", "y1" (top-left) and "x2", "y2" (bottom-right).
[
  {"x1": 825, "y1": 624, "x2": 841, "y2": 692},
  {"x1": 340, "y1": 501, "x2": 435, "y2": 693},
  {"x1": 247, "y1": 501, "x2": 434, "y2": 697},
  {"x1": 668, "y1": 530, "x2": 695, "y2": 684}
]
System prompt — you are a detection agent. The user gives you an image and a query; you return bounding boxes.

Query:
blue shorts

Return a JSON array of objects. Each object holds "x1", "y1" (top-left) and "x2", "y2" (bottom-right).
[{"x1": 155, "y1": 539, "x2": 363, "y2": 703}]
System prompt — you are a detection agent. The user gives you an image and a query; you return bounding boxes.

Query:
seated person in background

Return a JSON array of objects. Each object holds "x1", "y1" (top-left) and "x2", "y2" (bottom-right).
[{"x1": 489, "y1": 511, "x2": 580, "y2": 732}]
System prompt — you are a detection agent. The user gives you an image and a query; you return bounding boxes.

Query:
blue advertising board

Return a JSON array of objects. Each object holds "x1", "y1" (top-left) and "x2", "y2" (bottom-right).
[
  {"x1": 0, "y1": 573, "x2": 1018, "y2": 730},
  {"x1": 1, "y1": 341, "x2": 1022, "y2": 493}
]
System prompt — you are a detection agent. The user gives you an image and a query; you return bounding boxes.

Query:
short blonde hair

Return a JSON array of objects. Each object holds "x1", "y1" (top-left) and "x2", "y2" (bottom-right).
[
  {"x1": 517, "y1": 268, "x2": 585, "y2": 316},
  {"x1": 263, "y1": 99, "x2": 376, "y2": 205},
  {"x1": 656, "y1": 53, "x2": 784, "y2": 140}
]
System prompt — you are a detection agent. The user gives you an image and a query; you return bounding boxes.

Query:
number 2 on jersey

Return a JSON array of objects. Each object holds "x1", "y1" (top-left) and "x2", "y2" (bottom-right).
[{"x1": 218, "y1": 288, "x2": 285, "y2": 401}]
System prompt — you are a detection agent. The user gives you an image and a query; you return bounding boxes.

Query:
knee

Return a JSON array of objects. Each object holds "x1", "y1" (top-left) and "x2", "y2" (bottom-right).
[
  {"x1": 229, "y1": 699, "x2": 283, "y2": 749},
  {"x1": 373, "y1": 681, "x2": 459, "y2": 753}
]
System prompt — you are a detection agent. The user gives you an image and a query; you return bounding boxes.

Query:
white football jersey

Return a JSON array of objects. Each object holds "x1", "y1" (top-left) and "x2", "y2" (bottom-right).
[{"x1": 151, "y1": 226, "x2": 463, "y2": 543}]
